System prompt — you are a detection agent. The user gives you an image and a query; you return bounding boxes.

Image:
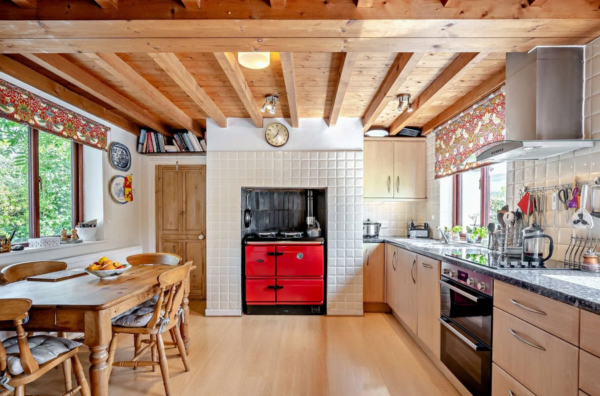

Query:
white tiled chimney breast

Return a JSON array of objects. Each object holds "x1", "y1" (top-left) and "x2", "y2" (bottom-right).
[{"x1": 206, "y1": 151, "x2": 364, "y2": 316}]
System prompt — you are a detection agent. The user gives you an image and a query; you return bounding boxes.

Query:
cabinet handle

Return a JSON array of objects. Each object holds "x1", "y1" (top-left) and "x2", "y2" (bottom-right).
[
  {"x1": 387, "y1": 176, "x2": 391, "y2": 193},
  {"x1": 509, "y1": 329, "x2": 546, "y2": 351},
  {"x1": 508, "y1": 391, "x2": 515, "y2": 396},
  {"x1": 366, "y1": 249, "x2": 371, "y2": 266},
  {"x1": 421, "y1": 263, "x2": 433, "y2": 269},
  {"x1": 396, "y1": 176, "x2": 400, "y2": 193},
  {"x1": 392, "y1": 251, "x2": 397, "y2": 271},
  {"x1": 510, "y1": 299, "x2": 547, "y2": 316},
  {"x1": 411, "y1": 259, "x2": 416, "y2": 284}
]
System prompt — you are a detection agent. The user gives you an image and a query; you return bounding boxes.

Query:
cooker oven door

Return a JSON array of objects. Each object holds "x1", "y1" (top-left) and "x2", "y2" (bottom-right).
[{"x1": 440, "y1": 277, "x2": 492, "y2": 346}]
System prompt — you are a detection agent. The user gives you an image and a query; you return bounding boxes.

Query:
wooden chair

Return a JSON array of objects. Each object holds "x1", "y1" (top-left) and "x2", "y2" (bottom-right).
[
  {"x1": 0, "y1": 299, "x2": 90, "y2": 396},
  {"x1": 125, "y1": 253, "x2": 186, "y2": 361},
  {"x1": 107, "y1": 263, "x2": 192, "y2": 396},
  {"x1": 0, "y1": 261, "x2": 75, "y2": 391},
  {"x1": 0, "y1": 261, "x2": 68, "y2": 283}
]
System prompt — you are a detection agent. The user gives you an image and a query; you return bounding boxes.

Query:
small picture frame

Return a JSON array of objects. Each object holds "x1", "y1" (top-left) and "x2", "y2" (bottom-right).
[{"x1": 109, "y1": 142, "x2": 132, "y2": 172}]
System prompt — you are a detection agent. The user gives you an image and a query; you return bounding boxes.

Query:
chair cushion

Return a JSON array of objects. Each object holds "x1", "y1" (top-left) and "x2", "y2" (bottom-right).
[
  {"x1": 112, "y1": 306, "x2": 156, "y2": 328},
  {"x1": 2, "y1": 335, "x2": 81, "y2": 376}
]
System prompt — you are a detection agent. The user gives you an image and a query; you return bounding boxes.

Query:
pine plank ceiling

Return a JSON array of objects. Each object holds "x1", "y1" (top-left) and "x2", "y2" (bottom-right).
[{"x1": 0, "y1": 0, "x2": 599, "y2": 136}]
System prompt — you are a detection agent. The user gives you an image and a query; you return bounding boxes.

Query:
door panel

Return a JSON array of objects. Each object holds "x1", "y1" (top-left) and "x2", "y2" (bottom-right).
[
  {"x1": 245, "y1": 246, "x2": 276, "y2": 277},
  {"x1": 394, "y1": 141, "x2": 427, "y2": 199},
  {"x1": 156, "y1": 165, "x2": 207, "y2": 300},
  {"x1": 417, "y1": 255, "x2": 441, "y2": 358},
  {"x1": 364, "y1": 141, "x2": 394, "y2": 198},
  {"x1": 385, "y1": 243, "x2": 397, "y2": 312},
  {"x1": 277, "y1": 279, "x2": 324, "y2": 303},
  {"x1": 364, "y1": 243, "x2": 385, "y2": 303},
  {"x1": 246, "y1": 279, "x2": 276, "y2": 302},
  {"x1": 398, "y1": 248, "x2": 419, "y2": 334},
  {"x1": 277, "y1": 246, "x2": 324, "y2": 277}
]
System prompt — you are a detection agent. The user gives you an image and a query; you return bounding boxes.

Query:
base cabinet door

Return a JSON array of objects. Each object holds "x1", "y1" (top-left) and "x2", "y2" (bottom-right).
[
  {"x1": 363, "y1": 243, "x2": 385, "y2": 303},
  {"x1": 492, "y1": 364, "x2": 535, "y2": 396},
  {"x1": 580, "y1": 350, "x2": 600, "y2": 396},
  {"x1": 385, "y1": 244, "x2": 398, "y2": 312},
  {"x1": 492, "y1": 307, "x2": 579, "y2": 396},
  {"x1": 417, "y1": 255, "x2": 440, "y2": 358},
  {"x1": 398, "y1": 249, "x2": 418, "y2": 335}
]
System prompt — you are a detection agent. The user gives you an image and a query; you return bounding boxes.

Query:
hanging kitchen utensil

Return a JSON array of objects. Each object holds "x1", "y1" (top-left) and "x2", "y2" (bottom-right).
[
  {"x1": 558, "y1": 187, "x2": 571, "y2": 223},
  {"x1": 244, "y1": 193, "x2": 252, "y2": 228},
  {"x1": 568, "y1": 185, "x2": 579, "y2": 209},
  {"x1": 551, "y1": 190, "x2": 558, "y2": 227},
  {"x1": 592, "y1": 186, "x2": 600, "y2": 218},
  {"x1": 572, "y1": 185, "x2": 594, "y2": 229},
  {"x1": 517, "y1": 192, "x2": 533, "y2": 216}
]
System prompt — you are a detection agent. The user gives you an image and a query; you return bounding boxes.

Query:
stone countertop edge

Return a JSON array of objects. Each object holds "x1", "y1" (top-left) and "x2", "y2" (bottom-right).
[
  {"x1": 363, "y1": 237, "x2": 385, "y2": 243},
  {"x1": 382, "y1": 238, "x2": 600, "y2": 316}
]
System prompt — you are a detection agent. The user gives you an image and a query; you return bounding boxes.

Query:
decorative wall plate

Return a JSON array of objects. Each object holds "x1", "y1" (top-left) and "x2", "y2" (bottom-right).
[
  {"x1": 109, "y1": 142, "x2": 132, "y2": 172},
  {"x1": 109, "y1": 175, "x2": 128, "y2": 204}
]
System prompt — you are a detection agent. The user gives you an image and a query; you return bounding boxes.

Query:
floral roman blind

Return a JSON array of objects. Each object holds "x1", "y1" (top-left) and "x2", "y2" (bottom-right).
[
  {"x1": 434, "y1": 89, "x2": 505, "y2": 179},
  {"x1": 0, "y1": 78, "x2": 109, "y2": 151}
]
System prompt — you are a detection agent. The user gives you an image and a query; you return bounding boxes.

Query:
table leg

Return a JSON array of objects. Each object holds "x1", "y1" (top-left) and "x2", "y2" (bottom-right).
[
  {"x1": 84, "y1": 310, "x2": 112, "y2": 396},
  {"x1": 181, "y1": 276, "x2": 191, "y2": 355}
]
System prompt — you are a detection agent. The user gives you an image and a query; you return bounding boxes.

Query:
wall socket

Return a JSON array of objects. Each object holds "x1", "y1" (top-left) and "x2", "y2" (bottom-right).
[{"x1": 380, "y1": 221, "x2": 389, "y2": 229}]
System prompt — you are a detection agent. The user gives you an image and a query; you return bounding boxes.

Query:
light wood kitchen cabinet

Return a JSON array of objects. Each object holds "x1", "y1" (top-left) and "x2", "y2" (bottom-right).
[
  {"x1": 416, "y1": 255, "x2": 440, "y2": 358},
  {"x1": 364, "y1": 138, "x2": 427, "y2": 200},
  {"x1": 393, "y1": 140, "x2": 427, "y2": 199},
  {"x1": 492, "y1": 307, "x2": 579, "y2": 396},
  {"x1": 363, "y1": 243, "x2": 385, "y2": 303},
  {"x1": 364, "y1": 140, "x2": 394, "y2": 198},
  {"x1": 580, "y1": 310, "x2": 600, "y2": 358},
  {"x1": 385, "y1": 243, "x2": 399, "y2": 312},
  {"x1": 494, "y1": 281, "x2": 580, "y2": 345},
  {"x1": 580, "y1": 350, "x2": 600, "y2": 396},
  {"x1": 397, "y1": 248, "x2": 419, "y2": 335},
  {"x1": 492, "y1": 363, "x2": 536, "y2": 396}
]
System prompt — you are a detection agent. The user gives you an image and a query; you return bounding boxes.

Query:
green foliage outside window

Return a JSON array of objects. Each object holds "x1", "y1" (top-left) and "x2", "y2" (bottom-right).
[{"x1": 0, "y1": 117, "x2": 72, "y2": 243}]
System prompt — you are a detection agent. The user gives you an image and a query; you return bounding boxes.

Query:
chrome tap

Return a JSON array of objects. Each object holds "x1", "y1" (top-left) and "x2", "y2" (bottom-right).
[{"x1": 437, "y1": 226, "x2": 450, "y2": 244}]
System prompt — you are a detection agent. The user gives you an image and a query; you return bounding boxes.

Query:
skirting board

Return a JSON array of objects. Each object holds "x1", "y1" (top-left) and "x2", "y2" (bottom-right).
[
  {"x1": 328, "y1": 309, "x2": 363, "y2": 316},
  {"x1": 391, "y1": 311, "x2": 471, "y2": 396},
  {"x1": 205, "y1": 309, "x2": 242, "y2": 317}
]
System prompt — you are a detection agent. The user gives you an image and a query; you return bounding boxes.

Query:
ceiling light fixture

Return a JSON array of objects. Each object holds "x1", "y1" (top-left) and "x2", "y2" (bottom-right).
[
  {"x1": 397, "y1": 94, "x2": 412, "y2": 113},
  {"x1": 238, "y1": 52, "x2": 271, "y2": 70},
  {"x1": 260, "y1": 95, "x2": 279, "y2": 115},
  {"x1": 365, "y1": 129, "x2": 390, "y2": 137}
]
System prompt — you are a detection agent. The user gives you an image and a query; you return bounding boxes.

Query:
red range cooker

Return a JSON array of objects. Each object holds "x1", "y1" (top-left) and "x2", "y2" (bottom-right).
[{"x1": 243, "y1": 232, "x2": 325, "y2": 315}]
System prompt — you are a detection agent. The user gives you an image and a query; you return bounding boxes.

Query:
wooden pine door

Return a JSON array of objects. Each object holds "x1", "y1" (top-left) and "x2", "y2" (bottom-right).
[{"x1": 156, "y1": 165, "x2": 206, "y2": 300}]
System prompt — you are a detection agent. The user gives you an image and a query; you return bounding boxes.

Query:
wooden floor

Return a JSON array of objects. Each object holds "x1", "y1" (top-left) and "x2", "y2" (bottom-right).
[{"x1": 27, "y1": 301, "x2": 460, "y2": 396}]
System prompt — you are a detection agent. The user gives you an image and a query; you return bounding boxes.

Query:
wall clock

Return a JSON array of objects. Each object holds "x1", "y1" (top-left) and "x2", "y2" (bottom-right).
[{"x1": 265, "y1": 123, "x2": 289, "y2": 147}]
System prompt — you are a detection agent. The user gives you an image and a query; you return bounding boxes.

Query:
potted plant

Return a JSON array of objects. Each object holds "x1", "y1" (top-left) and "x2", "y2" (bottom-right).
[
  {"x1": 465, "y1": 226, "x2": 476, "y2": 243},
  {"x1": 452, "y1": 225, "x2": 462, "y2": 241}
]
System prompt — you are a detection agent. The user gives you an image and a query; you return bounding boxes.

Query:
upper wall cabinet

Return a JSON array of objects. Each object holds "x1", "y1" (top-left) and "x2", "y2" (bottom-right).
[{"x1": 364, "y1": 138, "x2": 427, "y2": 200}]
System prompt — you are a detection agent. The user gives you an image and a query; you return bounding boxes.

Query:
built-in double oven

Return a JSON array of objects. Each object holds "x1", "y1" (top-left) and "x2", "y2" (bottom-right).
[{"x1": 439, "y1": 262, "x2": 493, "y2": 396}]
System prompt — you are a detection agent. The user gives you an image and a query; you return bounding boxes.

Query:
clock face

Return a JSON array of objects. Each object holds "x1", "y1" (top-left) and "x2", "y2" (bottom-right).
[{"x1": 265, "y1": 123, "x2": 289, "y2": 147}]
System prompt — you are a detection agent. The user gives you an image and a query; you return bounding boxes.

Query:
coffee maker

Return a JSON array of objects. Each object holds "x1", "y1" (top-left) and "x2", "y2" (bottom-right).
[{"x1": 522, "y1": 223, "x2": 554, "y2": 264}]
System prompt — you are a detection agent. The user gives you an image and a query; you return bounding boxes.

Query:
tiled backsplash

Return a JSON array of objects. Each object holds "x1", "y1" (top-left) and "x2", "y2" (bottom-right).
[
  {"x1": 363, "y1": 201, "x2": 426, "y2": 237},
  {"x1": 207, "y1": 151, "x2": 363, "y2": 316}
]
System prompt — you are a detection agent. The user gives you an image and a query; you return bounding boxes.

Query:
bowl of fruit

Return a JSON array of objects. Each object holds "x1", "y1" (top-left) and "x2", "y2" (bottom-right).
[{"x1": 86, "y1": 256, "x2": 131, "y2": 280}]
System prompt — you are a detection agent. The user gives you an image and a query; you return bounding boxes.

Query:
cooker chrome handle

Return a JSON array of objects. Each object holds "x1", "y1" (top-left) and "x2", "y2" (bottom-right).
[
  {"x1": 509, "y1": 329, "x2": 546, "y2": 351},
  {"x1": 439, "y1": 280, "x2": 482, "y2": 302},
  {"x1": 438, "y1": 317, "x2": 489, "y2": 351},
  {"x1": 392, "y1": 251, "x2": 397, "y2": 271},
  {"x1": 510, "y1": 299, "x2": 547, "y2": 316},
  {"x1": 387, "y1": 176, "x2": 391, "y2": 193},
  {"x1": 411, "y1": 259, "x2": 416, "y2": 284}
]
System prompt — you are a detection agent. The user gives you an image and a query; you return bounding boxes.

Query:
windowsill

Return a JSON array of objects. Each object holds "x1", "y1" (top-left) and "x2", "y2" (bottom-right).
[{"x1": 1, "y1": 240, "x2": 109, "y2": 257}]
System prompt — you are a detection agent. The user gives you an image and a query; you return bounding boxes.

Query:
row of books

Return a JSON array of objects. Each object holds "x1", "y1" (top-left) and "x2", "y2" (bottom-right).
[{"x1": 137, "y1": 129, "x2": 207, "y2": 153}]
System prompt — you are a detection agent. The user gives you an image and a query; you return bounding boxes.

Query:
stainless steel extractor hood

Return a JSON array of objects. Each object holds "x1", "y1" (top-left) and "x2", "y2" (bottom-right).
[{"x1": 475, "y1": 47, "x2": 594, "y2": 163}]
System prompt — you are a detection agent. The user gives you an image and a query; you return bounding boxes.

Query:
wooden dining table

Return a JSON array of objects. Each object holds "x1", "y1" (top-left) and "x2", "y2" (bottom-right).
[{"x1": 0, "y1": 265, "x2": 191, "y2": 396}]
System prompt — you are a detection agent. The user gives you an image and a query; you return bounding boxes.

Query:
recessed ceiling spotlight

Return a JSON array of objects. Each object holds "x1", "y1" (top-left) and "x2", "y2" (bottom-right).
[{"x1": 260, "y1": 95, "x2": 278, "y2": 115}]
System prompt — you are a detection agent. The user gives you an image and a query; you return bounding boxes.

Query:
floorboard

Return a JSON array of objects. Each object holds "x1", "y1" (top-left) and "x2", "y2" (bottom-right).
[{"x1": 25, "y1": 301, "x2": 460, "y2": 396}]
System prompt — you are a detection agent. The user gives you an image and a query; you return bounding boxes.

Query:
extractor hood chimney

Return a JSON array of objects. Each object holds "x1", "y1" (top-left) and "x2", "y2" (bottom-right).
[{"x1": 475, "y1": 47, "x2": 594, "y2": 162}]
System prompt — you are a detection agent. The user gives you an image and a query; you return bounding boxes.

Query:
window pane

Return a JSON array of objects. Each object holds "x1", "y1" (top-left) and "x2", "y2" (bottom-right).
[
  {"x1": 0, "y1": 119, "x2": 29, "y2": 243},
  {"x1": 39, "y1": 131, "x2": 72, "y2": 236},
  {"x1": 487, "y1": 163, "x2": 508, "y2": 226},
  {"x1": 461, "y1": 169, "x2": 481, "y2": 228}
]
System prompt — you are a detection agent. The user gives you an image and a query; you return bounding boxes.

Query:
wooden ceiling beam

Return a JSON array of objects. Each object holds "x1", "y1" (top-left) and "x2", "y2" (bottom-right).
[
  {"x1": 441, "y1": 0, "x2": 462, "y2": 7},
  {"x1": 93, "y1": 0, "x2": 117, "y2": 8},
  {"x1": 269, "y1": 0, "x2": 286, "y2": 7},
  {"x1": 279, "y1": 52, "x2": 299, "y2": 128},
  {"x1": 389, "y1": 52, "x2": 489, "y2": 135},
  {"x1": 214, "y1": 52, "x2": 262, "y2": 128},
  {"x1": 362, "y1": 52, "x2": 424, "y2": 132},
  {"x1": 149, "y1": 52, "x2": 227, "y2": 129},
  {"x1": 328, "y1": 53, "x2": 358, "y2": 127},
  {"x1": 356, "y1": 0, "x2": 374, "y2": 7},
  {"x1": 181, "y1": 0, "x2": 201, "y2": 8},
  {"x1": 0, "y1": 54, "x2": 139, "y2": 135},
  {"x1": 86, "y1": 52, "x2": 203, "y2": 136},
  {"x1": 422, "y1": 68, "x2": 506, "y2": 135},
  {"x1": 0, "y1": 37, "x2": 588, "y2": 55},
  {"x1": 22, "y1": 53, "x2": 172, "y2": 136},
  {"x1": 529, "y1": 0, "x2": 549, "y2": 6},
  {"x1": 9, "y1": 0, "x2": 36, "y2": 8}
]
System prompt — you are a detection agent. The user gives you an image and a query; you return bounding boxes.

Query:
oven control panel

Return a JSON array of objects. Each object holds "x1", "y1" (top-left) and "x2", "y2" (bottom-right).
[{"x1": 441, "y1": 262, "x2": 493, "y2": 297}]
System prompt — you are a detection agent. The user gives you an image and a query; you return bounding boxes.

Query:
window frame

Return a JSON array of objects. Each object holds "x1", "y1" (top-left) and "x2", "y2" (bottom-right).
[
  {"x1": 22, "y1": 127, "x2": 84, "y2": 239},
  {"x1": 452, "y1": 167, "x2": 490, "y2": 228}
]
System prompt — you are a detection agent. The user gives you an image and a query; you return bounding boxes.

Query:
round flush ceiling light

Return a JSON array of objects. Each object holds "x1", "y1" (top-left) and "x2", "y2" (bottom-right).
[
  {"x1": 365, "y1": 129, "x2": 390, "y2": 137},
  {"x1": 238, "y1": 52, "x2": 271, "y2": 69}
]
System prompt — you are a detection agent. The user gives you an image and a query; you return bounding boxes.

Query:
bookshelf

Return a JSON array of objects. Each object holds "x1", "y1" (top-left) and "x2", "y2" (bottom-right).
[{"x1": 139, "y1": 151, "x2": 206, "y2": 156}]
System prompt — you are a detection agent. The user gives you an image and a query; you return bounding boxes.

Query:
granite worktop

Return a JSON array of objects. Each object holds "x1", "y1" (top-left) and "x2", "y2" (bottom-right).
[
  {"x1": 363, "y1": 237, "x2": 386, "y2": 243},
  {"x1": 381, "y1": 237, "x2": 600, "y2": 315}
]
